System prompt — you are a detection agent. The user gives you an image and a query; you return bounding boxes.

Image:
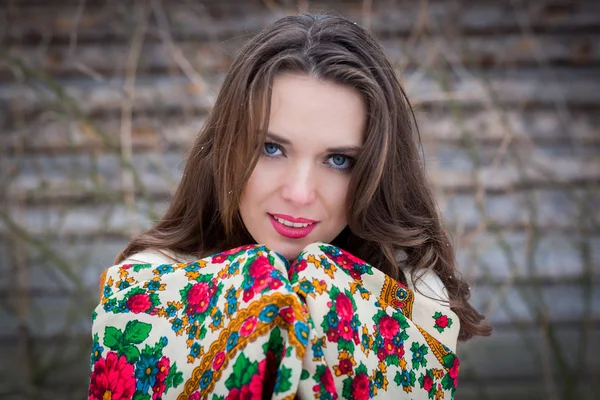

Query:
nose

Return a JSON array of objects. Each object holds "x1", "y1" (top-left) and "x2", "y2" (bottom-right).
[{"x1": 280, "y1": 161, "x2": 317, "y2": 206}]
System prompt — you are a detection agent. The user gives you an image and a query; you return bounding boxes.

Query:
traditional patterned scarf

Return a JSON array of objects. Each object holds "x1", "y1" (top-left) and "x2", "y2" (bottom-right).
[{"x1": 89, "y1": 242, "x2": 460, "y2": 399}]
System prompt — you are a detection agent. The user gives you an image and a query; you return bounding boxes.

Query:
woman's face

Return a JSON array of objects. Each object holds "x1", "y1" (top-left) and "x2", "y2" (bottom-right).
[{"x1": 239, "y1": 73, "x2": 366, "y2": 260}]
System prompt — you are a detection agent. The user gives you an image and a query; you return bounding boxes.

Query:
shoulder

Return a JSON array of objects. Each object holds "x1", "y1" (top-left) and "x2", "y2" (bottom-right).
[
  {"x1": 404, "y1": 268, "x2": 449, "y2": 304},
  {"x1": 98, "y1": 249, "x2": 196, "y2": 302},
  {"x1": 118, "y1": 249, "x2": 197, "y2": 266},
  {"x1": 396, "y1": 249, "x2": 449, "y2": 303},
  {"x1": 402, "y1": 267, "x2": 460, "y2": 351}
]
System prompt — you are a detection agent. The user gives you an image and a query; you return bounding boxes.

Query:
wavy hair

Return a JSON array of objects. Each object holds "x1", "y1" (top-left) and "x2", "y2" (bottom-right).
[{"x1": 115, "y1": 13, "x2": 491, "y2": 340}]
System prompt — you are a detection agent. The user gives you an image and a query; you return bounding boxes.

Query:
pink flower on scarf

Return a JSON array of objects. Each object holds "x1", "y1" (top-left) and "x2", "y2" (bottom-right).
[
  {"x1": 422, "y1": 373, "x2": 433, "y2": 391},
  {"x1": 126, "y1": 293, "x2": 152, "y2": 313},
  {"x1": 338, "y1": 319, "x2": 354, "y2": 341},
  {"x1": 249, "y1": 256, "x2": 273, "y2": 278},
  {"x1": 379, "y1": 315, "x2": 400, "y2": 339},
  {"x1": 240, "y1": 316, "x2": 258, "y2": 337},
  {"x1": 321, "y1": 367, "x2": 337, "y2": 394},
  {"x1": 88, "y1": 352, "x2": 135, "y2": 400},
  {"x1": 280, "y1": 307, "x2": 295, "y2": 323},
  {"x1": 435, "y1": 315, "x2": 449, "y2": 328},
  {"x1": 335, "y1": 293, "x2": 354, "y2": 321},
  {"x1": 449, "y1": 357, "x2": 460, "y2": 387},
  {"x1": 187, "y1": 282, "x2": 210, "y2": 314},
  {"x1": 351, "y1": 373, "x2": 370, "y2": 400}
]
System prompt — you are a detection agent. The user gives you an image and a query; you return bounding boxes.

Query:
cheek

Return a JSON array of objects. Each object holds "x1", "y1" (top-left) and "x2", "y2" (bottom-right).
[
  {"x1": 249, "y1": 159, "x2": 282, "y2": 183},
  {"x1": 321, "y1": 174, "x2": 351, "y2": 220},
  {"x1": 240, "y1": 167, "x2": 260, "y2": 219},
  {"x1": 241, "y1": 160, "x2": 277, "y2": 209}
]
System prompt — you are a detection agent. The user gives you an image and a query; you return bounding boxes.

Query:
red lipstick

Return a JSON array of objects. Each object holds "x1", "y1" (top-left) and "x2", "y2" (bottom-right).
[
  {"x1": 271, "y1": 213, "x2": 318, "y2": 224},
  {"x1": 269, "y1": 214, "x2": 318, "y2": 239}
]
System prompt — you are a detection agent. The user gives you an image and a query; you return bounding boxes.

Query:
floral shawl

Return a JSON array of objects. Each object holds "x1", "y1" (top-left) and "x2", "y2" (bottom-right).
[{"x1": 89, "y1": 242, "x2": 460, "y2": 400}]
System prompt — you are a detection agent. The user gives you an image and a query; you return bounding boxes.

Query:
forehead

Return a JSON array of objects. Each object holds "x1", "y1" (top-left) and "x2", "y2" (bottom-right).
[{"x1": 268, "y1": 73, "x2": 366, "y2": 148}]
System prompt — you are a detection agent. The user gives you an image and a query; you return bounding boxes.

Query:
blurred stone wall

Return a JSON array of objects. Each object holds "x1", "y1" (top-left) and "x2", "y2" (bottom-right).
[{"x1": 1, "y1": 0, "x2": 599, "y2": 399}]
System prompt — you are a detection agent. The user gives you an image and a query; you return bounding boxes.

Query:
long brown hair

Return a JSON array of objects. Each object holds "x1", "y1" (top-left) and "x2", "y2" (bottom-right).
[{"x1": 115, "y1": 13, "x2": 491, "y2": 340}]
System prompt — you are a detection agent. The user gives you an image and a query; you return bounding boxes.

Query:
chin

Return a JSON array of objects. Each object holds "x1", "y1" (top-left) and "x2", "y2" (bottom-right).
[{"x1": 267, "y1": 241, "x2": 304, "y2": 262}]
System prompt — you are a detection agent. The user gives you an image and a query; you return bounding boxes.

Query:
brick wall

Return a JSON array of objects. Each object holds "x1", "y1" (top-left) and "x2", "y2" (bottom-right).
[{"x1": 1, "y1": 0, "x2": 599, "y2": 399}]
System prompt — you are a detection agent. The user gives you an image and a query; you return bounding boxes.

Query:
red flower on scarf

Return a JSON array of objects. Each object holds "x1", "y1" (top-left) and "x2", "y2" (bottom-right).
[
  {"x1": 88, "y1": 352, "x2": 135, "y2": 400},
  {"x1": 335, "y1": 293, "x2": 354, "y2": 321},
  {"x1": 321, "y1": 367, "x2": 337, "y2": 394},
  {"x1": 187, "y1": 282, "x2": 210, "y2": 314},
  {"x1": 153, "y1": 357, "x2": 170, "y2": 400},
  {"x1": 152, "y1": 380, "x2": 166, "y2": 400},
  {"x1": 126, "y1": 293, "x2": 152, "y2": 313},
  {"x1": 292, "y1": 259, "x2": 308, "y2": 273},
  {"x1": 326, "y1": 328, "x2": 340, "y2": 343},
  {"x1": 449, "y1": 358, "x2": 460, "y2": 387},
  {"x1": 253, "y1": 274, "x2": 274, "y2": 293},
  {"x1": 396, "y1": 343, "x2": 405, "y2": 358},
  {"x1": 240, "y1": 316, "x2": 258, "y2": 336},
  {"x1": 377, "y1": 347, "x2": 386, "y2": 361},
  {"x1": 212, "y1": 253, "x2": 227, "y2": 263},
  {"x1": 338, "y1": 319, "x2": 354, "y2": 341},
  {"x1": 280, "y1": 307, "x2": 295, "y2": 323},
  {"x1": 249, "y1": 257, "x2": 277, "y2": 293},
  {"x1": 249, "y1": 256, "x2": 273, "y2": 278},
  {"x1": 213, "y1": 351, "x2": 226, "y2": 370},
  {"x1": 226, "y1": 386, "x2": 251, "y2": 400},
  {"x1": 379, "y1": 315, "x2": 400, "y2": 339},
  {"x1": 351, "y1": 372, "x2": 370, "y2": 400},
  {"x1": 243, "y1": 289, "x2": 254, "y2": 302},
  {"x1": 435, "y1": 315, "x2": 449, "y2": 328},
  {"x1": 248, "y1": 357, "x2": 277, "y2": 399},
  {"x1": 249, "y1": 359, "x2": 267, "y2": 398},
  {"x1": 212, "y1": 245, "x2": 255, "y2": 264},
  {"x1": 423, "y1": 373, "x2": 433, "y2": 391},
  {"x1": 335, "y1": 250, "x2": 364, "y2": 266},
  {"x1": 156, "y1": 356, "x2": 170, "y2": 382},
  {"x1": 269, "y1": 279, "x2": 283, "y2": 290},
  {"x1": 383, "y1": 338, "x2": 396, "y2": 355},
  {"x1": 332, "y1": 250, "x2": 366, "y2": 278},
  {"x1": 347, "y1": 268, "x2": 363, "y2": 280},
  {"x1": 337, "y1": 358, "x2": 354, "y2": 375},
  {"x1": 353, "y1": 330, "x2": 360, "y2": 345}
]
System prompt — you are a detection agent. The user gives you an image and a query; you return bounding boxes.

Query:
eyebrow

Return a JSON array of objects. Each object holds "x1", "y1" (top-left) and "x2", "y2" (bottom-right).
[{"x1": 266, "y1": 132, "x2": 362, "y2": 154}]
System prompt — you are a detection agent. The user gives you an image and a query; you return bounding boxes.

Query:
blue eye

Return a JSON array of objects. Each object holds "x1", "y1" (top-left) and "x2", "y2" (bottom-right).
[
  {"x1": 263, "y1": 142, "x2": 283, "y2": 157},
  {"x1": 326, "y1": 154, "x2": 354, "y2": 170}
]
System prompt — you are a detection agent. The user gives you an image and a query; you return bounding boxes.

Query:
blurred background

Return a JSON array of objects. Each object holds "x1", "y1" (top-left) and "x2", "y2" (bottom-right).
[{"x1": 1, "y1": 0, "x2": 599, "y2": 399}]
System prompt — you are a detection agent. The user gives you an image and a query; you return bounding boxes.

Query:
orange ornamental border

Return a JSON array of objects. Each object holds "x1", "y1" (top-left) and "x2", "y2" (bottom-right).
[
  {"x1": 99, "y1": 268, "x2": 109, "y2": 303},
  {"x1": 416, "y1": 325, "x2": 452, "y2": 371},
  {"x1": 379, "y1": 275, "x2": 415, "y2": 319},
  {"x1": 179, "y1": 292, "x2": 310, "y2": 399}
]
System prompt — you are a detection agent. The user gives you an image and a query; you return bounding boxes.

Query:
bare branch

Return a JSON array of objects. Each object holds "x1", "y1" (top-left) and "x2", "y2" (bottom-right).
[
  {"x1": 68, "y1": 0, "x2": 87, "y2": 60},
  {"x1": 151, "y1": 0, "x2": 213, "y2": 101},
  {"x1": 120, "y1": 0, "x2": 148, "y2": 225}
]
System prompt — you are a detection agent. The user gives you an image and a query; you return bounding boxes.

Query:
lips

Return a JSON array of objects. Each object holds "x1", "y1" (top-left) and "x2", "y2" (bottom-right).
[
  {"x1": 271, "y1": 213, "x2": 318, "y2": 224},
  {"x1": 269, "y1": 213, "x2": 319, "y2": 239}
]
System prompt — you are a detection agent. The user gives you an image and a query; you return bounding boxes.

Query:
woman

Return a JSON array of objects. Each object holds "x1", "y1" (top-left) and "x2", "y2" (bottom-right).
[{"x1": 89, "y1": 13, "x2": 490, "y2": 400}]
